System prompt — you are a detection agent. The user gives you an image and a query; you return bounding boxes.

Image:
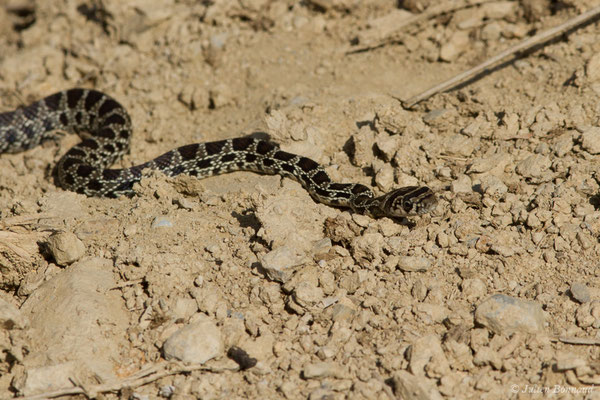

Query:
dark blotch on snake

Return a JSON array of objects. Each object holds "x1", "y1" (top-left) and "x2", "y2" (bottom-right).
[
  {"x1": 178, "y1": 144, "x2": 198, "y2": 161},
  {"x1": 44, "y1": 92, "x2": 62, "y2": 109},
  {"x1": 98, "y1": 99, "x2": 121, "y2": 116},
  {"x1": 220, "y1": 153, "x2": 237, "y2": 163},
  {"x1": 312, "y1": 170, "x2": 329, "y2": 185},
  {"x1": 196, "y1": 158, "x2": 212, "y2": 169},
  {"x1": 84, "y1": 90, "x2": 103, "y2": 111},
  {"x1": 205, "y1": 140, "x2": 226, "y2": 155},
  {"x1": 352, "y1": 185, "x2": 370, "y2": 195},
  {"x1": 103, "y1": 113, "x2": 126, "y2": 126},
  {"x1": 67, "y1": 88, "x2": 84, "y2": 108},
  {"x1": 102, "y1": 169, "x2": 120, "y2": 180},
  {"x1": 256, "y1": 140, "x2": 273, "y2": 155},
  {"x1": 59, "y1": 112, "x2": 69, "y2": 126},
  {"x1": 245, "y1": 153, "x2": 257, "y2": 163},
  {"x1": 274, "y1": 151, "x2": 295, "y2": 162},
  {"x1": 262, "y1": 158, "x2": 275, "y2": 167},
  {"x1": 76, "y1": 164, "x2": 95, "y2": 178},
  {"x1": 87, "y1": 179, "x2": 103, "y2": 192},
  {"x1": 63, "y1": 173, "x2": 75, "y2": 185},
  {"x1": 297, "y1": 157, "x2": 318, "y2": 173},
  {"x1": 232, "y1": 137, "x2": 253, "y2": 151},
  {"x1": 60, "y1": 157, "x2": 82, "y2": 170},
  {"x1": 96, "y1": 128, "x2": 116, "y2": 140},
  {"x1": 80, "y1": 139, "x2": 99, "y2": 150},
  {"x1": 68, "y1": 148, "x2": 86, "y2": 158},
  {"x1": 280, "y1": 163, "x2": 294, "y2": 173}
]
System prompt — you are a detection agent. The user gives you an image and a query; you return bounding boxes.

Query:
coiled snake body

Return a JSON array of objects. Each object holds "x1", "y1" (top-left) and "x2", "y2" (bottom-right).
[{"x1": 0, "y1": 88, "x2": 436, "y2": 218}]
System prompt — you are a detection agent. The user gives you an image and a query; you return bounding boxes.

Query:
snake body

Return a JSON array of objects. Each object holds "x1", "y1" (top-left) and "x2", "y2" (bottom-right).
[{"x1": 0, "y1": 88, "x2": 436, "y2": 217}]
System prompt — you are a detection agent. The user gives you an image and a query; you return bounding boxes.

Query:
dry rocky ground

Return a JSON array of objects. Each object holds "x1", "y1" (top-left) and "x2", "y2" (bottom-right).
[{"x1": 2, "y1": 0, "x2": 600, "y2": 399}]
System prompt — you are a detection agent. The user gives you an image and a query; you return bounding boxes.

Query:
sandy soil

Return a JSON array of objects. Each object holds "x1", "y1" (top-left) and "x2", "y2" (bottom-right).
[{"x1": 2, "y1": 0, "x2": 600, "y2": 399}]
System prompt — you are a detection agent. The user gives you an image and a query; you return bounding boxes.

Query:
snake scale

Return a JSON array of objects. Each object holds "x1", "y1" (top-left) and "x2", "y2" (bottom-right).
[{"x1": 0, "y1": 88, "x2": 437, "y2": 218}]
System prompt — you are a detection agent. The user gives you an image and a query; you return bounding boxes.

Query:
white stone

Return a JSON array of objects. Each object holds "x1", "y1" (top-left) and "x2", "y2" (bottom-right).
[
  {"x1": 475, "y1": 294, "x2": 545, "y2": 335},
  {"x1": 581, "y1": 127, "x2": 600, "y2": 154},
  {"x1": 163, "y1": 315, "x2": 223, "y2": 364},
  {"x1": 17, "y1": 362, "x2": 78, "y2": 396},
  {"x1": 303, "y1": 361, "x2": 344, "y2": 379},
  {"x1": 19, "y1": 258, "x2": 129, "y2": 387},
  {"x1": 397, "y1": 256, "x2": 432, "y2": 272},
  {"x1": 439, "y1": 31, "x2": 469, "y2": 62},
  {"x1": 393, "y1": 371, "x2": 443, "y2": 400},
  {"x1": 259, "y1": 246, "x2": 306, "y2": 283},
  {"x1": 46, "y1": 231, "x2": 85, "y2": 266},
  {"x1": 515, "y1": 154, "x2": 551, "y2": 178}
]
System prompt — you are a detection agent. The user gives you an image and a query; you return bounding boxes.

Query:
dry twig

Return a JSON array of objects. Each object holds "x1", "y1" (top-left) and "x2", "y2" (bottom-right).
[
  {"x1": 17, "y1": 361, "x2": 236, "y2": 400},
  {"x1": 403, "y1": 6, "x2": 600, "y2": 107},
  {"x1": 351, "y1": 0, "x2": 496, "y2": 51},
  {"x1": 552, "y1": 336, "x2": 600, "y2": 346}
]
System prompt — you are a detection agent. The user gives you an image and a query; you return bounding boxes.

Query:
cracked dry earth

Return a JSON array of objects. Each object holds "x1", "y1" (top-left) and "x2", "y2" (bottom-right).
[{"x1": 2, "y1": 0, "x2": 600, "y2": 399}]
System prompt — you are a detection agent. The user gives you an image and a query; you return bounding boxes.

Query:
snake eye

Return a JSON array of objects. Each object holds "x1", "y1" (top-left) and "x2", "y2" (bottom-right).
[{"x1": 402, "y1": 200, "x2": 413, "y2": 212}]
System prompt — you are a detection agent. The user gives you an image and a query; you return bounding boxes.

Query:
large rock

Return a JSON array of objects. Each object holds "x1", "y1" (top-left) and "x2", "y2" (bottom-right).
[{"x1": 16, "y1": 258, "x2": 129, "y2": 396}]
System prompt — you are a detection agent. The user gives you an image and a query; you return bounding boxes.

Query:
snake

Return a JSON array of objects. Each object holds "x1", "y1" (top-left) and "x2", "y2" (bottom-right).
[{"x1": 0, "y1": 88, "x2": 437, "y2": 218}]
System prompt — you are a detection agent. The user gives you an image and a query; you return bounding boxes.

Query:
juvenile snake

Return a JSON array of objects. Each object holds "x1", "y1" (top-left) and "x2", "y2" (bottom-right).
[{"x1": 0, "y1": 88, "x2": 437, "y2": 218}]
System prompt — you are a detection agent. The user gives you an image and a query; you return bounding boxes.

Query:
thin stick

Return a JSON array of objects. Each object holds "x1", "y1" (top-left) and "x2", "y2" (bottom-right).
[
  {"x1": 352, "y1": 0, "x2": 495, "y2": 50},
  {"x1": 403, "y1": 6, "x2": 600, "y2": 108},
  {"x1": 17, "y1": 361, "x2": 236, "y2": 400},
  {"x1": 552, "y1": 336, "x2": 600, "y2": 346}
]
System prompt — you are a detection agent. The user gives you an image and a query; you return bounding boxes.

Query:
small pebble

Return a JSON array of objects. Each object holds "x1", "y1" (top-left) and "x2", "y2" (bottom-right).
[
  {"x1": 375, "y1": 133, "x2": 399, "y2": 161},
  {"x1": 330, "y1": 296, "x2": 356, "y2": 322},
  {"x1": 159, "y1": 385, "x2": 175, "y2": 398},
  {"x1": 570, "y1": 282, "x2": 591, "y2": 304},
  {"x1": 439, "y1": 31, "x2": 469, "y2": 62},
  {"x1": 19, "y1": 364, "x2": 78, "y2": 396},
  {"x1": 302, "y1": 361, "x2": 344, "y2": 379},
  {"x1": 481, "y1": 1, "x2": 515, "y2": 19},
  {"x1": 515, "y1": 154, "x2": 551, "y2": 178},
  {"x1": 555, "y1": 352, "x2": 588, "y2": 371},
  {"x1": 209, "y1": 83, "x2": 235, "y2": 108},
  {"x1": 423, "y1": 109, "x2": 449, "y2": 123},
  {"x1": 397, "y1": 256, "x2": 432, "y2": 272},
  {"x1": 479, "y1": 175, "x2": 507, "y2": 198},
  {"x1": 393, "y1": 371, "x2": 443, "y2": 400},
  {"x1": 259, "y1": 246, "x2": 305, "y2": 284},
  {"x1": 227, "y1": 346, "x2": 257, "y2": 370},
  {"x1": 293, "y1": 281, "x2": 324, "y2": 309},
  {"x1": 461, "y1": 278, "x2": 487, "y2": 301},
  {"x1": 580, "y1": 127, "x2": 600, "y2": 154},
  {"x1": 475, "y1": 294, "x2": 545, "y2": 335},
  {"x1": 209, "y1": 33, "x2": 228, "y2": 49},
  {"x1": 451, "y1": 174, "x2": 472, "y2": 193},
  {"x1": 151, "y1": 216, "x2": 173, "y2": 228},
  {"x1": 46, "y1": 231, "x2": 85, "y2": 266},
  {"x1": 162, "y1": 315, "x2": 223, "y2": 363}
]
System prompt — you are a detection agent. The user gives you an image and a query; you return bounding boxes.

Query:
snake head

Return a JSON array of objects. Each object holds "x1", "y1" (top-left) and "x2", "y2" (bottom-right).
[{"x1": 378, "y1": 186, "x2": 437, "y2": 217}]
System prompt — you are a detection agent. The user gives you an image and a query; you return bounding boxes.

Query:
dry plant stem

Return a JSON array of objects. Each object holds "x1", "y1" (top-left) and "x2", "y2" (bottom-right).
[
  {"x1": 352, "y1": 0, "x2": 495, "y2": 50},
  {"x1": 398, "y1": 0, "x2": 494, "y2": 31},
  {"x1": 553, "y1": 336, "x2": 600, "y2": 346},
  {"x1": 403, "y1": 6, "x2": 600, "y2": 108},
  {"x1": 17, "y1": 362, "x2": 235, "y2": 400}
]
